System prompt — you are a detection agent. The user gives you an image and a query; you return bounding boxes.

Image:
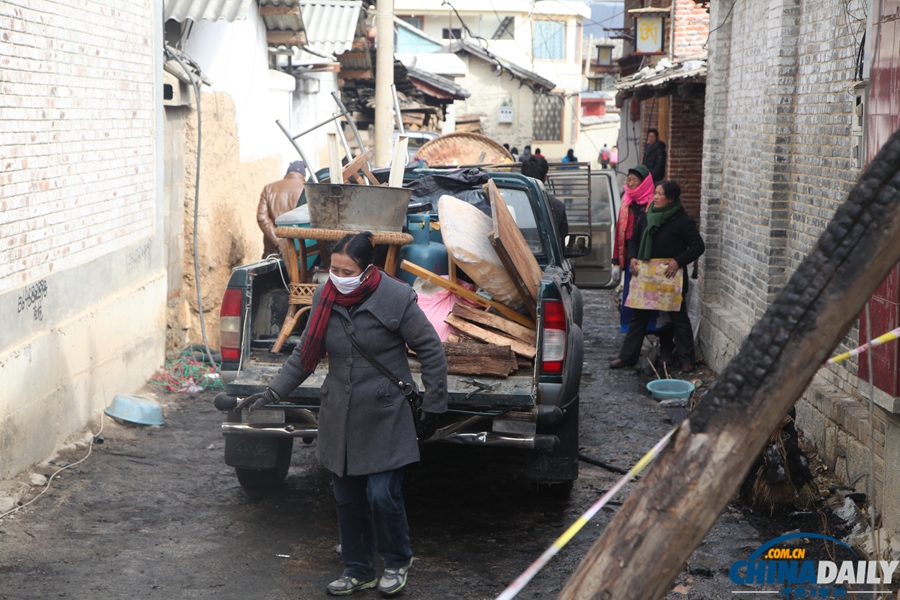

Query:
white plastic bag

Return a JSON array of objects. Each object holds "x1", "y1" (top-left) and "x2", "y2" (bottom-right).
[{"x1": 438, "y1": 195, "x2": 524, "y2": 310}]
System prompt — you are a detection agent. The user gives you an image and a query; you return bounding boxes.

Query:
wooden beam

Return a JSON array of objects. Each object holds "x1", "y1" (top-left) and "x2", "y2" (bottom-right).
[
  {"x1": 444, "y1": 342, "x2": 517, "y2": 377},
  {"x1": 445, "y1": 314, "x2": 536, "y2": 359},
  {"x1": 260, "y1": 5, "x2": 300, "y2": 16},
  {"x1": 558, "y1": 127, "x2": 900, "y2": 599},
  {"x1": 267, "y1": 30, "x2": 307, "y2": 46},
  {"x1": 400, "y1": 260, "x2": 536, "y2": 330},
  {"x1": 451, "y1": 302, "x2": 537, "y2": 345}
]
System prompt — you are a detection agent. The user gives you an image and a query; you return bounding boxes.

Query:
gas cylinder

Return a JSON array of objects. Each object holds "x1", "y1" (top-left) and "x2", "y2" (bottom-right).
[{"x1": 397, "y1": 213, "x2": 448, "y2": 286}]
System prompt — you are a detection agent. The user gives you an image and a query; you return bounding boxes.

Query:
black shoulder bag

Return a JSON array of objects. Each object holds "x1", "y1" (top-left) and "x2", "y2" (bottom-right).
[{"x1": 338, "y1": 316, "x2": 426, "y2": 439}]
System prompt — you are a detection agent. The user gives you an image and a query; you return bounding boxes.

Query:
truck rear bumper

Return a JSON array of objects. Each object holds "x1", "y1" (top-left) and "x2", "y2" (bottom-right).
[{"x1": 220, "y1": 423, "x2": 557, "y2": 451}]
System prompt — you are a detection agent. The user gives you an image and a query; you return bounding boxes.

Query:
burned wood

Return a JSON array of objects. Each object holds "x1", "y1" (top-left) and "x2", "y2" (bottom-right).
[
  {"x1": 443, "y1": 342, "x2": 517, "y2": 377},
  {"x1": 559, "y1": 128, "x2": 900, "y2": 599}
]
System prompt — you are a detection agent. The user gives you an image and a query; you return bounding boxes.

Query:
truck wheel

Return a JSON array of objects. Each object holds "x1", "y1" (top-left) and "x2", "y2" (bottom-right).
[{"x1": 234, "y1": 438, "x2": 293, "y2": 489}]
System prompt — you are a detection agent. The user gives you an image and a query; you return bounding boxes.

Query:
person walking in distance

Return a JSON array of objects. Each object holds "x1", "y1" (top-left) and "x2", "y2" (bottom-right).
[
  {"x1": 257, "y1": 161, "x2": 307, "y2": 259},
  {"x1": 599, "y1": 144, "x2": 610, "y2": 169},
  {"x1": 236, "y1": 232, "x2": 448, "y2": 596}
]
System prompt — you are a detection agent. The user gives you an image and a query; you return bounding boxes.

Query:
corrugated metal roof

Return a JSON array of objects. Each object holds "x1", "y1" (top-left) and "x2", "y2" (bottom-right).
[
  {"x1": 260, "y1": 0, "x2": 305, "y2": 33},
  {"x1": 615, "y1": 55, "x2": 706, "y2": 93},
  {"x1": 300, "y1": 1, "x2": 364, "y2": 56},
  {"x1": 164, "y1": 0, "x2": 254, "y2": 23}
]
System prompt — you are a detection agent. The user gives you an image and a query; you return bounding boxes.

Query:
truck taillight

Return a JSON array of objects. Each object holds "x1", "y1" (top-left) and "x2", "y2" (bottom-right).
[
  {"x1": 541, "y1": 299, "x2": 566, "y2": 374},
  {"x1": 219, "y1": 288, "x2": 244, "y2": 361}
]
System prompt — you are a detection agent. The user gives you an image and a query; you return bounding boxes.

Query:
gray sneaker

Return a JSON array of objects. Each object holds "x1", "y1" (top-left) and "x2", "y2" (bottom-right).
[
  {"x1": 326, "y1": 575, "x2": 377, "y2": 596},
  {"x1": 378, "y1": 557, "x2": 414, "y2": 596}
]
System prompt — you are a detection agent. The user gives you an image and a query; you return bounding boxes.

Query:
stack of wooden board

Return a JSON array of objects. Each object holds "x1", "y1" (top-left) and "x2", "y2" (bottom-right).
[{"x1": 442, "y1": 302, "x2": 536, "y2": 377}]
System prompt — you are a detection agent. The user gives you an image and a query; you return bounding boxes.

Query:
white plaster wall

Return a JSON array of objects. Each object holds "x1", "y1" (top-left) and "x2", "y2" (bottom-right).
[
  {"x1": 184, "y1": 11, "x2": 296, "y2": 166},
  {"x1": 291, "y1": 71, "x2": 341, "y2": 175},
  {"x1": 0, "y1": 274, "x2": 166, "y2": 478}
]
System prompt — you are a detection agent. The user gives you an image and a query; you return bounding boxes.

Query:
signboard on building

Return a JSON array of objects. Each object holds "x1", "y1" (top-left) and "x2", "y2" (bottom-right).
[{"x1": 633, "y1": 12, "x2": 666, "y2": 55}]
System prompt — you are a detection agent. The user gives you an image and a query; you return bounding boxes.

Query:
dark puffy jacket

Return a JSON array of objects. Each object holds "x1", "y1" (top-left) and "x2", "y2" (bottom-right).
[
  {"x1": 626, "y1": 207, "x2": 704, "y2": 286},
  {"x1": 643, "y1": 141, "x2": 667, "y2": 183}
]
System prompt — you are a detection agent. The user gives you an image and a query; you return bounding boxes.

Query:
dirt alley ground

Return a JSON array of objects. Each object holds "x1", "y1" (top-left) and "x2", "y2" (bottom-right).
[{"x1": 0, "y1": 289, "x2": 861, "y2": 599}]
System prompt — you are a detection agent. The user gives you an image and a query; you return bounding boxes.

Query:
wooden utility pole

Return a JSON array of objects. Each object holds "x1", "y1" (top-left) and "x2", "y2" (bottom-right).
[{"x1": 559, "y1": 130, "x2": 900, "y2": 599}]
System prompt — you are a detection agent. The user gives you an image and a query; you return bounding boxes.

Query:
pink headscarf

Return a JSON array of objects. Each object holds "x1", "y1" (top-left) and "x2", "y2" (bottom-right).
[{"x1": 614, "y1": 173, "x2": 655, "y2": 263}]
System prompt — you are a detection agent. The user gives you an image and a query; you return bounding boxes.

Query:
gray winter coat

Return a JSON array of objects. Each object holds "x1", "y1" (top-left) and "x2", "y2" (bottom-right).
[{"x1": 267, "y1": 275, "x2": 448, "y2": 476}]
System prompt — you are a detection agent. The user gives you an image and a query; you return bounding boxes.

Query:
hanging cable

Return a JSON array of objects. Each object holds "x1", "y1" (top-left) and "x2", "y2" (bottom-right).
[{"x1": 165, "y1": 46, "x2": 215, "y2": 366}]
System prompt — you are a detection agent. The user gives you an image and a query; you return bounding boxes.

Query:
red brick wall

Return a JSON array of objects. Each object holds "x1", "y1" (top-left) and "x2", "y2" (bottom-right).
[
  {"x1": 667, "y1": 93, "x2": 705, "y2": 221},
  {"x1": 673, "y1": 0, "x2": 710, "y2": 59}
]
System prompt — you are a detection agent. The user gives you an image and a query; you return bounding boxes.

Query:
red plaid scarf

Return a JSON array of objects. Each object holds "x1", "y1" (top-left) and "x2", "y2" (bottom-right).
[{"x1": 299, "y1": 267, "x2": 382, "y2": 373}]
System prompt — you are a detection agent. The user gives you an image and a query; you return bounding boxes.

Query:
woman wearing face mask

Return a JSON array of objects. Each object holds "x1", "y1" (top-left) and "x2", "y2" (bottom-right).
[
  {"x1": 612, "y1": 164, "x2": 655, "y2": 333},
  {"x1": 236, "y1": 231, "x2": 448, "y2": 597}
]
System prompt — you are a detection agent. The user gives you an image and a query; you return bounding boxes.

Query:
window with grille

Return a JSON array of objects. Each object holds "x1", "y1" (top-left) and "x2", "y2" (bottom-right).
[
  {"x1": 533, "y1": 20, "x2": 565, "y2": 60},
  {"x1": 534, "y1": 93, "x2": 565, "y2": 141}
]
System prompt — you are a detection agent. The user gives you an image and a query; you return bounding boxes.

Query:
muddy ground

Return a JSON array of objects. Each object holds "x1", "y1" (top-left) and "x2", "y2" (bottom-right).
[{"x1": 0, "y1": 289, "x2": 866, "y2": 599}]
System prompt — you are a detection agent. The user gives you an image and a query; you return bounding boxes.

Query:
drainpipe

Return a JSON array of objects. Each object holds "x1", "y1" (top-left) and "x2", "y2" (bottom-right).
[{"x1": 374, "y1": 0, "x2": 394, "y2": 167}]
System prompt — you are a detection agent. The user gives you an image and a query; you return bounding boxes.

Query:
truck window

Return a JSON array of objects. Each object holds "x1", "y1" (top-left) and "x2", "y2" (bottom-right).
[
  {"x1": 498, "y1": 187, "x2": 544, "y2": 254},
  {"x1": 591, "y1": 174, "x2": 614, "y2": 224}
]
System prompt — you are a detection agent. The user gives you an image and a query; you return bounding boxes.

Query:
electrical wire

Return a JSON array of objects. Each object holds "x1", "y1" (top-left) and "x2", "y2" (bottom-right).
[
  {"x1": 165, "y1": 46, "x2": 216, "y2": 368},
  {"x1": 704, "y1": 0, "x2": 738, "y2": 49},
  {"x1": 0, "y1": 413, "x2": 105, "y2": 522}
]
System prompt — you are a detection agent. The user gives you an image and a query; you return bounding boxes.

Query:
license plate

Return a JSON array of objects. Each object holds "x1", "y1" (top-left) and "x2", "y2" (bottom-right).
[{"x1": 242, "y1": 409, "x2": 285, "y2": 424}]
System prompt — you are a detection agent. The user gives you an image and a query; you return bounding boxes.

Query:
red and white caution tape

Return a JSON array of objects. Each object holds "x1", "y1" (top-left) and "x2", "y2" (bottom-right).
[
  {"x1": 494, "y1": 427, "x2": 677, "y2": 600},
  {"x1": 826, "y1": 326, "x2": 900, "y2": 365}
]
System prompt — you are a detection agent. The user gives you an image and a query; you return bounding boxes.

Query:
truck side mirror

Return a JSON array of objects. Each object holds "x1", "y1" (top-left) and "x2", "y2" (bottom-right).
[{"x1": 563, "y1": 233, "x2": 591, "y2": 258}]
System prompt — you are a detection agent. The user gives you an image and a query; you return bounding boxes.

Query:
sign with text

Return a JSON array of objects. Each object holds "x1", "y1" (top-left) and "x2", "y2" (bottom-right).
[{"x1": 635, "y1": 14, "x2": 665, "y2": 54}]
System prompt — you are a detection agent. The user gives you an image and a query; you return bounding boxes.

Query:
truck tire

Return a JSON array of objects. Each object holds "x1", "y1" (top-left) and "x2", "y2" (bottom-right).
[
  {"x1": 234, "y1": 437, "x2": 293, "y2": 490},
  {"x1": 525, "y1": 398, "x2": 579, "y2": 499}
]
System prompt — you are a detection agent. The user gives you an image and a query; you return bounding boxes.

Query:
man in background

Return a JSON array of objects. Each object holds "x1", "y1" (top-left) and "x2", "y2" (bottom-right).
[
  {"x1": 643, "y1": 128, "x2": 667, "y2": 183},
  {"x1": 257, "y1": 161, "x2": 306, "y2": 258}
]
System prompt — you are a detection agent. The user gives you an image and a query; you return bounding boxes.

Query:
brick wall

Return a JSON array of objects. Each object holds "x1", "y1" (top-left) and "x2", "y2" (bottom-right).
[
  {"x1": 0, "y1": 0, "x2": 156, "y2": 294},
  {"x1": 673, "y1": 0, "x2": 710, "y2": 59},
  {"x1": 667, "y1": 93, "x2": 704, "y2": 220},
  {"x1": 698, "y1": 0, "x2": 899, "y2": 537}
]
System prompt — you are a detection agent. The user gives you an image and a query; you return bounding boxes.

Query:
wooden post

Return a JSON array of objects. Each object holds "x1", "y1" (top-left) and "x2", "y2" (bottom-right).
[{"x1": 558, "y1": 128, "x2": 900, "y2": 599}]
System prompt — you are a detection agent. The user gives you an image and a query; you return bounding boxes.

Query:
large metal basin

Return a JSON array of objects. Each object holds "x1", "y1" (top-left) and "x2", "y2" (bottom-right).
[{"x1": 305, "y1": 183, "x2": 412, "y2": 232}]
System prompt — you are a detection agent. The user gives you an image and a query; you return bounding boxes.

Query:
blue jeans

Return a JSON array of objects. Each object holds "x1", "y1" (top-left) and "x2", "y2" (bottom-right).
[{"x1": 331, "y1": 469, "x2": 412, "y2": 580}]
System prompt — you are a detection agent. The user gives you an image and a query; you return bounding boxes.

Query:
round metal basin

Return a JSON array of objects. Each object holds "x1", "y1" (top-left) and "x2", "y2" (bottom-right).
[{"x1": 305, "y1": 183, "x2": 412, "y2": 232}]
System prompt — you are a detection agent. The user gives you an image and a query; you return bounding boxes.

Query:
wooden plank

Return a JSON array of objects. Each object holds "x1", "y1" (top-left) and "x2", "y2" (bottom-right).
[
  {"x1": 400, "y1": 260, "x2": 535, "y2": 329},
  {"x1": 484, "y1": 179, "x2": 542, "y2": 320},
  {"x1": 443, "y1": 342, "x2": 517, "y2": 377},
  {"x1": 259, "y1": 5, "x2": 300, "y2": 15},
  {"x1": 266, "y1": 31, "x2": 307, "y2": 46},
  {"x1": 451, "y1": 302, "x2": 537, "y2": 345},
  {"x1": 327, "y1": 133, "x2": 343, "y2": 184},
  {"x1": 444, "y1": 314, "x2": 536, "y2": 359},
  {"x1": 389, "y1": 135, "x2": 408, "y2": 187}
]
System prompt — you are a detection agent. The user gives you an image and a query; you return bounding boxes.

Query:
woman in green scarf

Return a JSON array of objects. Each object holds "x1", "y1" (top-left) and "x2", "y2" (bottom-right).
[{"x1": 610, "y1": 181, "x2": 705, "y2": 373}]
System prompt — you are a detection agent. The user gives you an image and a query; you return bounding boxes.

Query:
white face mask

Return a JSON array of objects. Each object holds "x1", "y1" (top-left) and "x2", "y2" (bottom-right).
[{"x1": 329, "y1": 267, "x2": 369, "y2": 294}]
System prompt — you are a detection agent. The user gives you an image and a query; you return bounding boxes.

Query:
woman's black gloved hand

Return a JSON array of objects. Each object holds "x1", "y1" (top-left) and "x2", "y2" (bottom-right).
[
  {"x1": 234, "y1": 387, "x2": 281, "y2": 412},
  {"x1": 418, "y1": 411, "x2": 439, "y2": 441}
]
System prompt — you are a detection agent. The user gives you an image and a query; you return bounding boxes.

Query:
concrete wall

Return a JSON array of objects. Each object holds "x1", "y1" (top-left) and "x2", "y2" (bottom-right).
[
  {"x1": 0, "y1": 0, "x2": 166, "y2": 477},
  {"x1": 698, "y1": 0, "x2": 899, "y2": 536},
  {"x1": 453, "y1": 54, "x2": 536, "y2": 151}
]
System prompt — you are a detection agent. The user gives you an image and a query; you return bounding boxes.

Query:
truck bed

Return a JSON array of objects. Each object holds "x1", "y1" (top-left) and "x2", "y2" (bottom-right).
[{"x1": 226, "y1": 350, "x2": 536, "y2": 408}]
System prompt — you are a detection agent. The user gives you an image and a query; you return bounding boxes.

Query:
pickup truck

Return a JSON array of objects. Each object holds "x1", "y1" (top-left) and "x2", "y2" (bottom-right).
[{"x1": 215, "y1": 168, "x2": 589, "y2": 497}]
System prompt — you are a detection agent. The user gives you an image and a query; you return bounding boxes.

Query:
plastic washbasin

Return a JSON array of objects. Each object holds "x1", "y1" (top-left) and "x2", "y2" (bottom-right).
[{"x1": 646, "y1": 379, "x2": 695, "y2": 401}]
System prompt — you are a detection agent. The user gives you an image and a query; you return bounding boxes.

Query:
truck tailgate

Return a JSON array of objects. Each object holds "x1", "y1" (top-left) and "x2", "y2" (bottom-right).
[{"x1": 226, "y1": 357, "x2": 536, "y2": 408}]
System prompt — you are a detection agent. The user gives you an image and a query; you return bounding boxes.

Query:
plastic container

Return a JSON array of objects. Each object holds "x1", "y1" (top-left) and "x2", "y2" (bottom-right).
[
  {"x1": 275, "y1": 204, "x2": 318, "y2": 270},
  {"x1": 397, "y1": 214, "x2": 448, "y2": 285},
  {"x1": 104, "y1": 395, "x2": 165, "y2": 426},
  {"x1": 646, "y1": 379, "x2": 695, "y2": 401}
]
